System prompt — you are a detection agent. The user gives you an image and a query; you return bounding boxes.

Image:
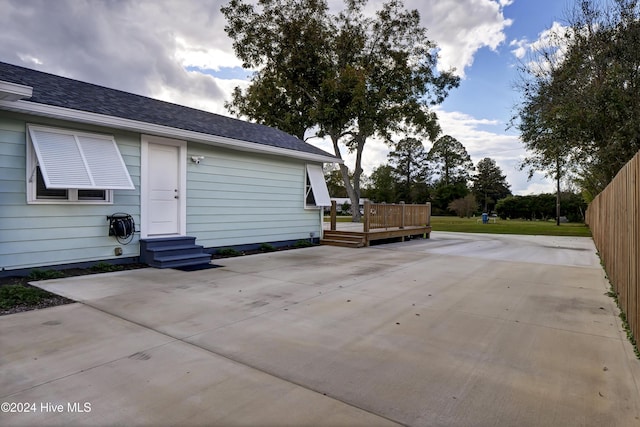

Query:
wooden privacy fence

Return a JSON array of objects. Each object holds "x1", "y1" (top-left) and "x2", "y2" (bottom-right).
[
  {"x1": 586, "y1": 151, "x2": 640, "y2": 346},
  {"x1": 363, "y1": 201, "x2": 431, "y2": 232}
]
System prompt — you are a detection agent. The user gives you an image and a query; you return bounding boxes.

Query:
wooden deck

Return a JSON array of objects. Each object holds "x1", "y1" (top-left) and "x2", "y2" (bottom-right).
[
  {"x1": 321, "y1": 224, "x2": 431, "y2": 248},
  {"x1": 321, "y1": 201, "x2": 432, "y2": 248}
]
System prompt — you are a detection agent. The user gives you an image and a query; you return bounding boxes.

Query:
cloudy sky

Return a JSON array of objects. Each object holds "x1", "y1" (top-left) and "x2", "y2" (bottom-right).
[{"x1": 1, "y1": 0, "x2": 573, "y2": 194}]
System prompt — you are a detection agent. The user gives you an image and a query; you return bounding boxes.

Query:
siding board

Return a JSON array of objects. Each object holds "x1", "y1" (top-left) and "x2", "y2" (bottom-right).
[
  {"x1": 186, "y1": 143, "x2": 322, "y2": 249},
  {"x1": 0, "y1": 114, "x2": 325, "y2": 272},
  {"x1": 0, "y1": 113, "x2": 141, "y2": 271}
]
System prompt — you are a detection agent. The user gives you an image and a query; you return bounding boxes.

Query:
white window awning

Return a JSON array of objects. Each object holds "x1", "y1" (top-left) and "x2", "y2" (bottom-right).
[
  {"x1": 28, "y1": 125, "x2": 135, "y2": 190},
  {"x1": 306, "y1": 164, "x2": 331, "y2": 206}
]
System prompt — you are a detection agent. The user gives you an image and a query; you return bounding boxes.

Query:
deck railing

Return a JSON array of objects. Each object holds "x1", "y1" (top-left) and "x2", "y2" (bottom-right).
[
  {"x1": 329, "y1": 200, "x2": 431, "y2": 232},
  {"x1": 586, "y1": 150, "x2": 640, "y2": 347}
]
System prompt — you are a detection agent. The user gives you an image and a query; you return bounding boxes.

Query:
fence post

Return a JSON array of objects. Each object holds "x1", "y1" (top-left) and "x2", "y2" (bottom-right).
[
  {"x1": 330, "y1": 200, "x2": 337, "y2": 231},
  {"x1": 400, "y1": 201, "x2": 405, "y2": 229},
  {"x1": 364, "y1": 200, "x2": 370, "y2": 233}
]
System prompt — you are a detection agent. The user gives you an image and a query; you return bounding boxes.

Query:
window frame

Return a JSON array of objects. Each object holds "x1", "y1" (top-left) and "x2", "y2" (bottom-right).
[{"x1": 26, "y1": 125, "x2": 117, "y2": 205}]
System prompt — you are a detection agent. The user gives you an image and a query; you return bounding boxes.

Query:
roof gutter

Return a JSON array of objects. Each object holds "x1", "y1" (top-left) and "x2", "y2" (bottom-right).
[{"x1": 0, "y1": 99, "x2": 342, "y2": 164}]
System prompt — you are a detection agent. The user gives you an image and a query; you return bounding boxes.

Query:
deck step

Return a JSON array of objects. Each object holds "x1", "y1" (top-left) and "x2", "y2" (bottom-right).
[
  {"x1": 322, "y1": 234, "x2": 363, "y2": 243},
  {"x1": 320, "y1": 239, "x2": 364, "y2": 248},
  {"x1": 320, "y1": 230, "x2": 366, "y2": 248},
  {"x1": 140, "y1": 236, "x2": 211, "y2": 269}
]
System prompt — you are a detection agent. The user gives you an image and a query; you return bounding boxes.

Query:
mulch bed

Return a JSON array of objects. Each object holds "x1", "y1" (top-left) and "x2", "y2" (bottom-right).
[{"x1": 0, "y1": 264, "x2": 148, "y2": 316}]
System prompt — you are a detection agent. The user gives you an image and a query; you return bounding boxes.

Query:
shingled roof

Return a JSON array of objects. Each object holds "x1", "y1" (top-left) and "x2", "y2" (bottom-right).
[{"x1": 0, "y1": 61, "x2": 336, "y2": 160}]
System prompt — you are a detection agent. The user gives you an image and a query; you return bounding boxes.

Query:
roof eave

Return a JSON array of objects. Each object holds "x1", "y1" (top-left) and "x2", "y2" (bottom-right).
[
  {"x1": 0, "y1": 99, "x2": 342, "y2": 164},
  {"x1": 0, "y1": 81, "x2": 33, "y2": 101}
]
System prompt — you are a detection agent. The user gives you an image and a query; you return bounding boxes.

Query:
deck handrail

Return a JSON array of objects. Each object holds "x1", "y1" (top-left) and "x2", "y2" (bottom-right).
[
  {"x1": 328, "y1": 200, "x2": 431, "y2": 232},
  {"x1": 364, "y1": 201, "x2": 431, "y2": 232}
]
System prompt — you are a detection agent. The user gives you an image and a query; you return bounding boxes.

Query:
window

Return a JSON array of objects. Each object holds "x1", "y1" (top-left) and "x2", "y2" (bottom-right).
[
  {"x1": 304, "y1": 164, "x2": 331, "y2": 208},
  {"x1": 26, "y1": 125, "x2": 134, "y2": 204}
]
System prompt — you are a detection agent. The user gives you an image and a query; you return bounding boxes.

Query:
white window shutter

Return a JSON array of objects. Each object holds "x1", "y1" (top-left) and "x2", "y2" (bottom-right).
[
  {"x1": 78, "y1": 136, "x2": 134, "y2": 189},
  {"x1": 30, "y1": 128, "x2": 92, "y2": 188},
  {"x1": 28, "y1": 126, "x2": 134, "y2": 190},
  {"x1": 306, "y1": 164, "x2": 331, "y2": 206}
]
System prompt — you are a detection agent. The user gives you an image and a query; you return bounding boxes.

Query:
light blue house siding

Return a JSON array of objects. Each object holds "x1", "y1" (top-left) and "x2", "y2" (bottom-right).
[
  {"x1": 0, "y1": 112, "x2": 141, "y2": 272},
  {"x1": 0, "y1": 112, "x2": 323, "y2": 273},
  {"x1": 187, "y1": 142, "x2": 322, "y2": 248}
]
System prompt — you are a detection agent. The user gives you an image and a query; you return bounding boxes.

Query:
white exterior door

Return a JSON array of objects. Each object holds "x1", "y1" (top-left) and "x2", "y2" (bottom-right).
[{"x1": 142, "y1": 136, "x2": 187, "y2": 238}]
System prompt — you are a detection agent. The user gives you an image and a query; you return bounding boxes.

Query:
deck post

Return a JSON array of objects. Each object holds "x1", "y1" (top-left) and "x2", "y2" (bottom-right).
[
  {"x1": 400, "y1": 201, "x2": 405, "y2": 229},
  {"x1": 364, "y1": 200, "x2": 370, "y2": 233},
  {"x1": 425, "y1": 202, "x2": 431, "y2": 239},
  {"x1": 330, "y1": 200, "x2": 337, "y2": 231}
]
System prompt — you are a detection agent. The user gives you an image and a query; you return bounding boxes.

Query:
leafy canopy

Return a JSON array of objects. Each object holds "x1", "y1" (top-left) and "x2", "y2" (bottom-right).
[
  {"x1": 387, "y1": 137, "x2": 429, "y2": 203},
  {"x1": 221, "y1": 0, "x2": 459, "y2": 220},
  {"x1": 472, "y1": 157, "x2": 511, "y2": 212},
  {"x1": 428, "y1": 135, "x2": 474, "y2": 186},
  {"x1": 513, "y1": 0, "x2": 640, "y2": 198}
]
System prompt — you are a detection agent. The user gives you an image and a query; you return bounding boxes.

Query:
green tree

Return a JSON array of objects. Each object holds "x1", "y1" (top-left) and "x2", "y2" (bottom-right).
[
  {"x1": 448, "y1": 194, "x2": 477, "y2": 218},
  {"x1": 427, "y1": 135, "x2": 473, "y2": 213},
  {"x1": 324, "y1": 165, "x2": 348, "y2": 197},
  {"x1": 428, "y1": 135, "x2": 474, "y2": 186},
  {"x1": 367, "y1": 165, "x2": 397, "y2": 203},
  {"x1": 431, "y1": 181, "x2": 468, "y2": 214},
  {"x1": 514, "y1": 0, "x2": 640, "y2": 199},
  {"x1": 472, "y1": 158, "x2": 511, "y2": 213},
  {"x1": 222, "y1": 0, "x2": 459, "y2": 222},
  {"x1": 222, "y1": 0, "x2": 331, "y2": 140},
  {"x1": 387, "y1": 137, "x2": 429, "y2": 203},
  {"x1": 496, "y1": 193, "x2": 586, "y2": 221}
]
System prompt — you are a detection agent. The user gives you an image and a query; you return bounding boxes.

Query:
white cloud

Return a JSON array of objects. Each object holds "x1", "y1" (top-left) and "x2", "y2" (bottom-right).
[
  {"x1": 410, "y1": 0, "x2": 513, "y2": 76},
  {"x1": 17, "y1": 53, "x2": 42, "y2": 65},
  {"x1": 510, "y1": 21, "x2": 572, "y2": 76},
  {"x1": 0, "y1": 0, "x2": 550, "y2": 195},
  {"x1": 173, "y1": 36, "x2": 244, "y2": 71},
  {"x1": 330, "y1": 0, "x2": 513, "y2": 77}
]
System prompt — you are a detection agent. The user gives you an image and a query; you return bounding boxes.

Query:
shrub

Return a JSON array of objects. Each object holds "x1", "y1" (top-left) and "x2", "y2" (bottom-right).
[
  {"x1": 0, "y1": 285, "x2": 52, "y2": 309},
  {"x1": 27, "y1": 269, "x2": 65, "y2": 281},
  {"x1": 90, "y1": 262, "x2": 124, "y2": 273},
  {"x1": 294, "y1": 240, "x2": 314, "y2": 248},
  {"x1": 259, "y1": 243, "x2": 276, "y2": 252},
  {"x1": 217, "y1": 248, "x2": 242, "y2": 257}
]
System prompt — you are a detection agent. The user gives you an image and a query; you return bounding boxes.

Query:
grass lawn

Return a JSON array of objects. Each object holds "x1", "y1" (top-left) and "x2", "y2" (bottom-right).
[
  {"x1": 430, "y1": 216, "x2": 591, "y2": 237},
  {"x1": 324, "y1": 215, "x2": 592, "y2": 237}
]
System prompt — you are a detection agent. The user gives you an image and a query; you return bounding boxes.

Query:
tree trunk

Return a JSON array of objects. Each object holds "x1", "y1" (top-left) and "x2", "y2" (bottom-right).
[
  {"x1": 556, "y1": 159, "x2": 561, "y2": 226},
  {"x1": 330, "y1": 133, "x2": 360, "y2": 222},
  {"x1": 350, "y1": 133, "x2": 366, "y2": 222}
]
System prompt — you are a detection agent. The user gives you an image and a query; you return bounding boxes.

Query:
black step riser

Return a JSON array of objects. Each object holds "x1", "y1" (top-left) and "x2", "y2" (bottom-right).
[
  {"x1": 148, "y1": 256, "x2": 212, "y2": 269},
  {"x1": 141, "y1": 237, "x2": 196, "y2": 250},
  {"x1": 146, "y1": 248, "x2": 204, "y2": 258}
]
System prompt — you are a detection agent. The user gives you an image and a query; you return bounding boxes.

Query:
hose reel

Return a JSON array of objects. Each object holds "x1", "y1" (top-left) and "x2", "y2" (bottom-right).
[{"x1": 107, "y1": 213, "x2": 136, "y2": 244}]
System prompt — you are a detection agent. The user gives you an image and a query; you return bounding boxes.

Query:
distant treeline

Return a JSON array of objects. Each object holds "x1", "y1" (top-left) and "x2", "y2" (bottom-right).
[{"x1": 496, "y1": 193, "x2": 587, "y2": 222}]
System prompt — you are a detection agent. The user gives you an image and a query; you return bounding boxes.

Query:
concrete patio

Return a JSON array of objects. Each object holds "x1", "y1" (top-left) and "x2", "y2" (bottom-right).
[{"x1": 1, "y1": 232, "x2": 639, "y2": 426}]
